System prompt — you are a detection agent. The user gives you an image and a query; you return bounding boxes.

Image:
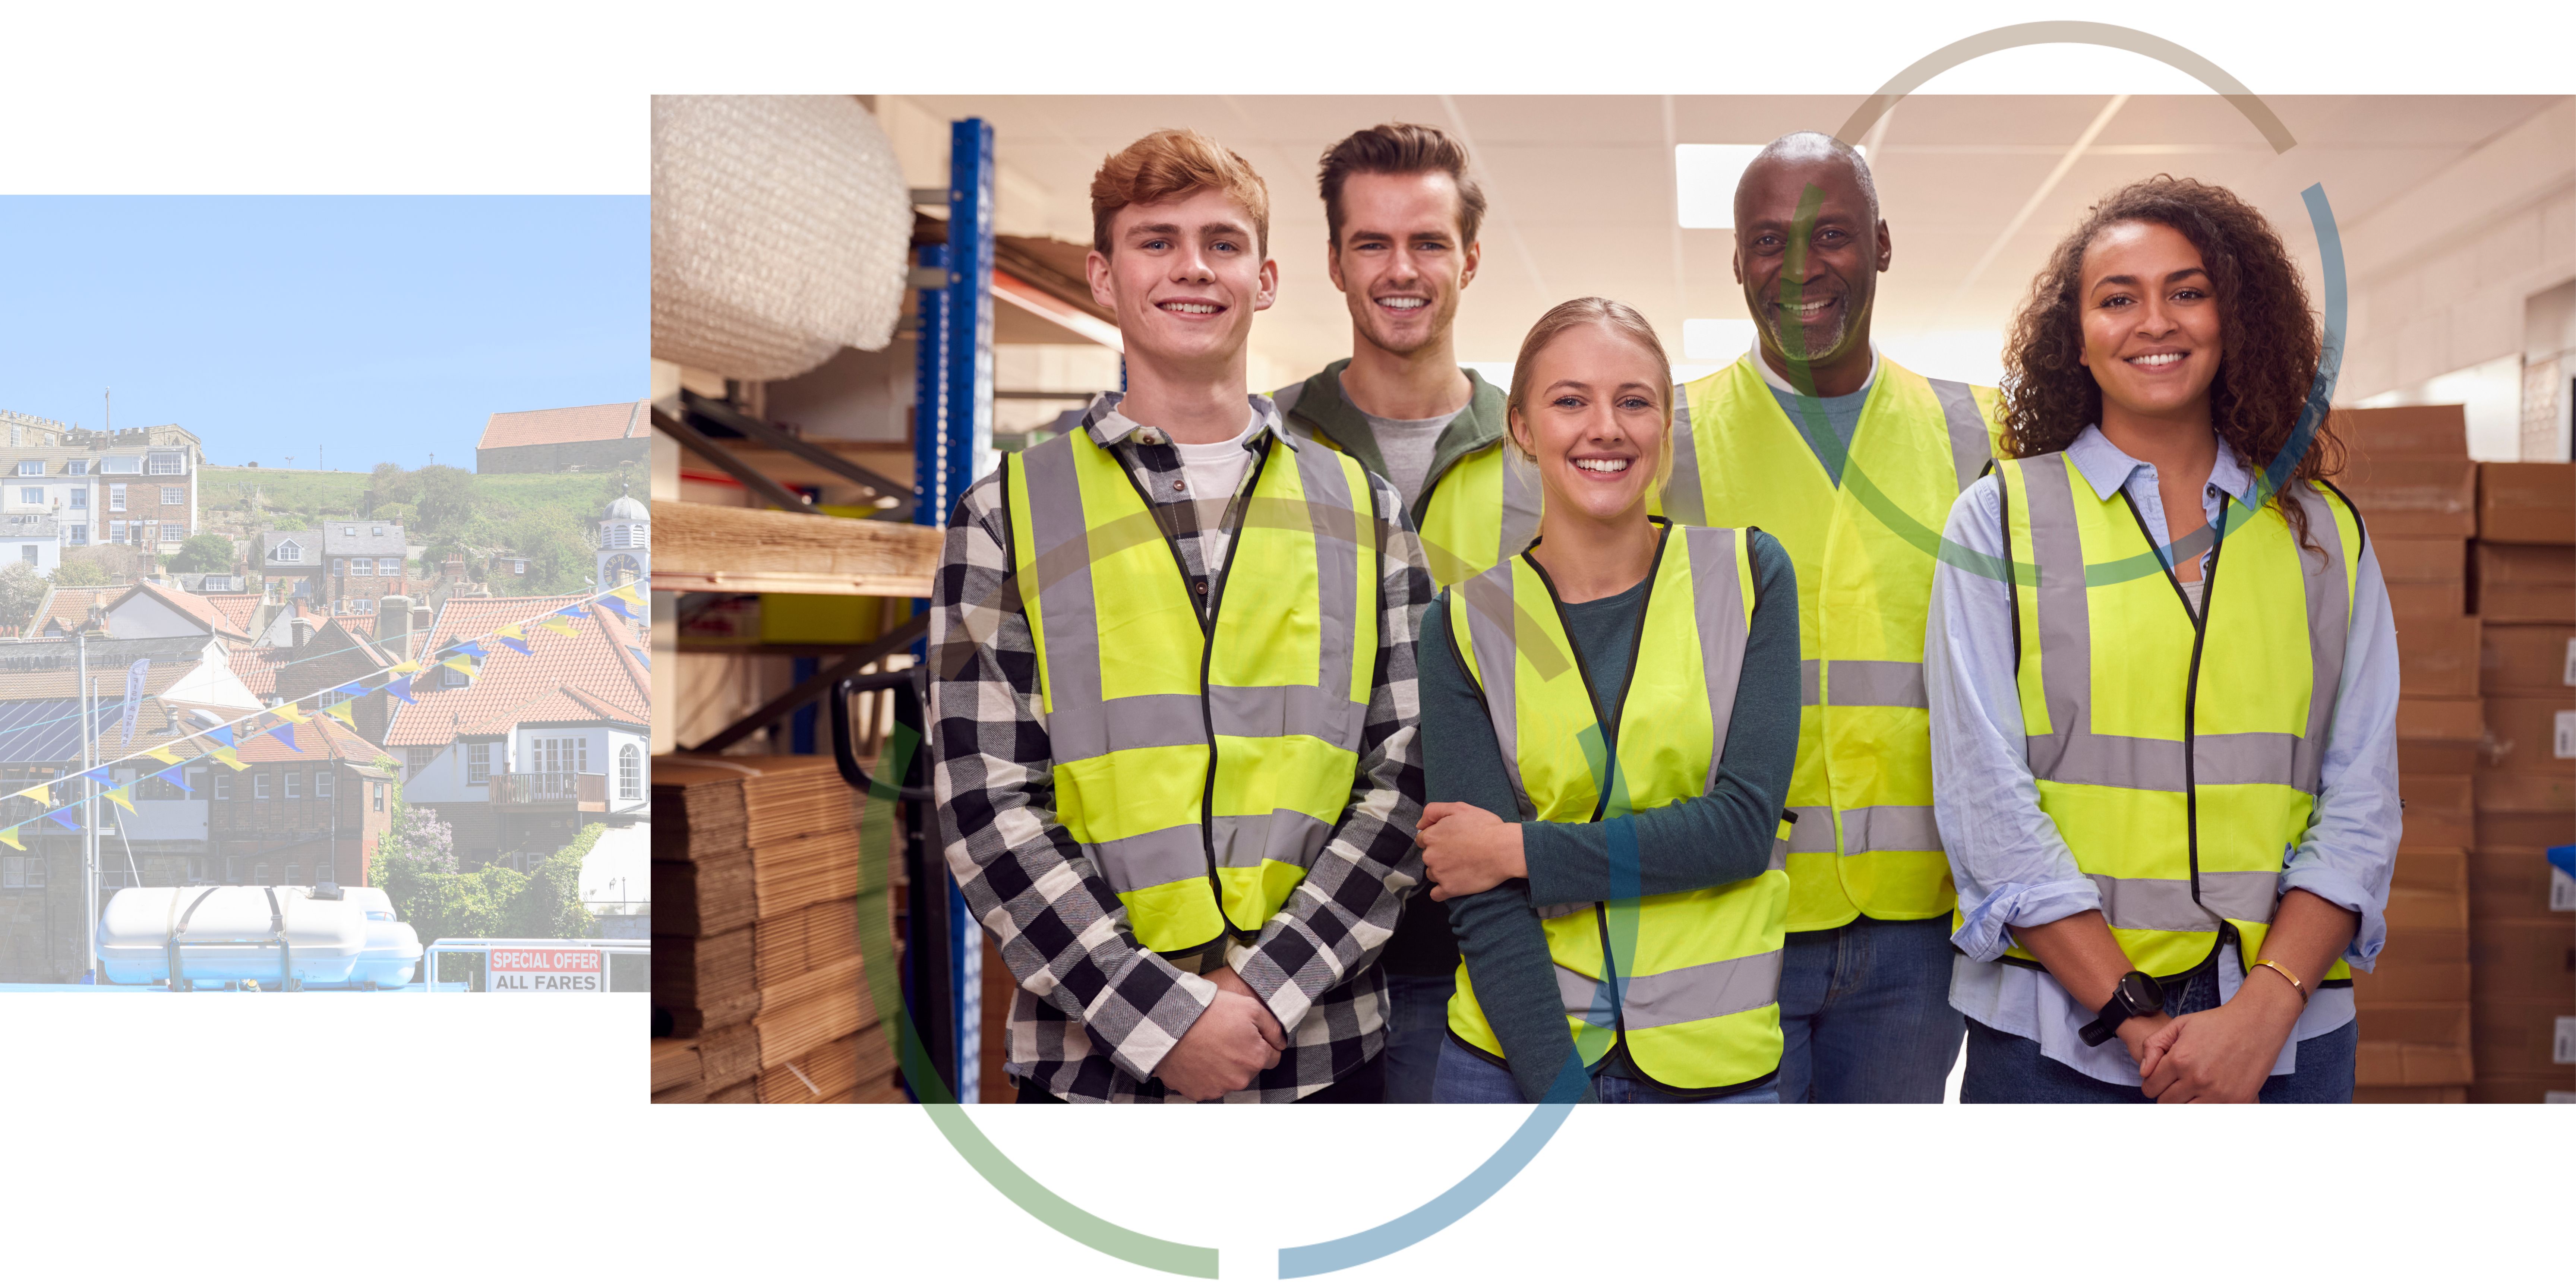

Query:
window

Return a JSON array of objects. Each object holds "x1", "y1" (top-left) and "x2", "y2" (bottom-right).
[
  {"x1": 67, "y1": 525, "x2": 84, "y2": 544},
  {"x1": 109, "y1": 483, "x2": 125, "y2": 511},
  {"x1": 69, "y1": 487, "x2": 85, "y2": 509},
  {"x1": 24, "y1": 856, "x2": 42, "y2": 888},
  {"x1": 331, "y1": 558, "x2": 345, "y2": 576},
  {"x1": 1, "y1": 855, "x2": 17, "y2": 888},
  {"x1": 285, "y1": 865, "x2": 300, "y2": 885},
  {"x1": 405, "y1": 745, "x2": 434, "y2": 777},
  {"x1": 66, "y1": 460, "x2": 86, "y2": 476},
  {"x1": 187, "y1": 768, "x2": 207, "y2": 795},
  {"x1": 162, "y1": 487, "x2": 183, "y2": 506},
  {"x1": 466, "y1": 742, "x2": 490, "y2": 785},
  {"x1": 102, "y1": 456, "x2": 139, "y2": 474},
  {"x1": 214, "y1": 774, "x2": 231, "y2": 801},
  {"x1": 372, "y1": 781, "x2": 386, "y2": 812},
  {"x1": 14, "y1": 461, "x2": 39, "y2": 477},
  {"x1": 18, "y1": 547, "x2": 32, "y2": 565},
  {"x1": 316, "y1": 770, "x2": 332, "y2": 798},
  {"x1": 19, "y1": 488, "x2": 40, "y2": 505},
  {"x1": 352, "y1": 558, "x2": 372, "y2": 575},
  {"x1": 618, "y1": 744, "x2": 641, "y2": 799},
  {"x1": 513, "y1": 559, "x2": 527, "y2": 575},
  {"x1": 353, "y1": 599, "x2": 373, "y2": 613},
  {"x1": 371, "y1": 526, "x2": 383, "y2": 536},
  {"x1": 253, "y1": 772, "x2": 270, "y2": 799},
  {"x1": 317, "y1": 863, "x2": 335, "y2": 885},
  {"x1": 254, "y1": 864, "x2": 268, "y2": 883},
  {"x1": 109, "y1": 521, "x2": 125, "y2": 543},
  {"x1": 148, "y1": 454, "x2": 184, "y2": 475},
  {"x1": 284, "y1": 770, "x2": 301, "y2": 798}
]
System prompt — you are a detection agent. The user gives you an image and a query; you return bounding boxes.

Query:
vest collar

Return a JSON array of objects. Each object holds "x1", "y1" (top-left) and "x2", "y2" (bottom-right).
[
  {"x1": 1082, "y1": 390, "x2": 1294, "y2": 454},
  {"x1": 1746, "y1": 341, "x2": 1879, "y2": 395},
  {"x1": 2063, "y1": 424, "x2": 2258, "y2": 508}
]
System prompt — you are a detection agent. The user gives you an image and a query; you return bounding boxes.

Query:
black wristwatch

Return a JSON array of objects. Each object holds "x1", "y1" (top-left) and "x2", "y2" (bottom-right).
[{"x1": 2079, "y1": 970, "x2": 2166, "y2": 1047}]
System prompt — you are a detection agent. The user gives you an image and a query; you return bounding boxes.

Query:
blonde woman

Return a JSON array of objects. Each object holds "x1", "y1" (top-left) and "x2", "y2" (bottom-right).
[{"x1": 1414, "y1": 298, "x2": 1801, "y2": 1104}]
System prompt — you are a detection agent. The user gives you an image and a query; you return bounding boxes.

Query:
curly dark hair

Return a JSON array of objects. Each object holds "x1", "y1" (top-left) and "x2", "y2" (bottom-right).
[{"x1": 1997, "y1": 175, "x2": 2343, "y2": 547}]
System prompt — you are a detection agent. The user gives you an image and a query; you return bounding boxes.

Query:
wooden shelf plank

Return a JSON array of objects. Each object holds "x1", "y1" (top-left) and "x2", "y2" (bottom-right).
[{"x1": 655, "y1": 499, "x2": 942, "y2": 599}]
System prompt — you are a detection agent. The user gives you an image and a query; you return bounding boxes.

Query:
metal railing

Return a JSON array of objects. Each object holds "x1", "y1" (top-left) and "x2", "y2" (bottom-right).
[
  {"x1": 421, "y1": 938, "x2": 650, "y2": 994},
  {"x1": 489, "y1": 771, "x2": 607, "y2": 807}
]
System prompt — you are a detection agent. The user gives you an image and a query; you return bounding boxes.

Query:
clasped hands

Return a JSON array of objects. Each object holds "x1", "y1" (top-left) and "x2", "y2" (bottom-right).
[
  {"x1": 1152, "y1": 965, "x2": 1286, "y2": 1102},
  {"x1": 1417, "y1": 801, "x2": 1525, "y2": 902},
  {"x1": 2121, "y1": 966, "x2": 2306, "y2": 1103}
]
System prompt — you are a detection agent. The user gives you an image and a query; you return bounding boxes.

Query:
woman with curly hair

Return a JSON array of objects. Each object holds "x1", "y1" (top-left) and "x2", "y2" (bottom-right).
[{"x1": 1922, "y1": 176, "x2": 2398, "y2": 1102}]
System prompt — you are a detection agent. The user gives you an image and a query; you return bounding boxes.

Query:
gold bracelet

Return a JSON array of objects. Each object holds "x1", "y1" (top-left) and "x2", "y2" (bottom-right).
[{"x1": 2252, "y1": 959, "x2": 2305, "y2": 998}]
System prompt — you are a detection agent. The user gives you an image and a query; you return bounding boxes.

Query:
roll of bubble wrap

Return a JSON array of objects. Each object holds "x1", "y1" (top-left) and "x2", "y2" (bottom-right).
[{"x1": 651, "y1": 95, "x2": 913, "y2": 380}]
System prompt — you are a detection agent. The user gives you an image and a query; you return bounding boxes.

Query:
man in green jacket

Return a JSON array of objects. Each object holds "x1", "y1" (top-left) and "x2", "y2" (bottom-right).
[{"x1": 1275, "y1": 121, "x2": 1538, "y2": 1102}]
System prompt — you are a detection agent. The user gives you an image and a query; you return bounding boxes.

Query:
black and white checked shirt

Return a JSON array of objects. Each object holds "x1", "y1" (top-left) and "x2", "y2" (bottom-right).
[{"x1": 929, "y1": 392, "x2": 1430, "y2": 1103}]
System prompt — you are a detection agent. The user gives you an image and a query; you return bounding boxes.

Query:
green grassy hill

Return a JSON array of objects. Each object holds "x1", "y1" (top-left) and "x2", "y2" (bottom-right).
[{"x1": 200, "y1": 466, "x2": 631, "y2": 522}]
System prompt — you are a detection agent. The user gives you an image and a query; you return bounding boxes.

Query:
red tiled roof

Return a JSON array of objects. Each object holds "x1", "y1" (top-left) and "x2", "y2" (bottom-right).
[
  {"x1": 202, "y1": 593, "x2": 263, "y2": 637},
  {"x1": 28, "y1": 587, "x2": 115, "y2": 635},
  {"x1": 382, "y1": 595, "x2": 649, "y2": 746},
  {"x1": 334, "y1": 614, "x2": 374, "y2": 641},
  {"x1": 110, "y1": 582, "x2": 254, "y2": 642},
  {"x1": 228, "y1": 646, "x2": 291, "y2": 700},
  {"x1": 0, "y1": 659, "x2": 204, "y2": 703},
  {"x1": 477, "y1": 401, "x2": 648, "y2": 450},
  {"x1": 92, "y1": 697, "x2": 262, "y2": 761},
  {"x1": 227, "y1": 712, "x2": 390, "y2": 766}
]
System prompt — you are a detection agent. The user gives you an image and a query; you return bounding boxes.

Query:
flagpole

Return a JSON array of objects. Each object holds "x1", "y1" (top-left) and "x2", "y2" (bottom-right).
[{"x1": 80, "y1": 633, "x2": 95, "y2": 984}]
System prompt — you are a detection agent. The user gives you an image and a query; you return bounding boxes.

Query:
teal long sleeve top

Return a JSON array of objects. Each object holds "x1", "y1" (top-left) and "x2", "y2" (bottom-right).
[{"x1": 1418, "y1": 528, "x2": 1801, "y2": 1102}]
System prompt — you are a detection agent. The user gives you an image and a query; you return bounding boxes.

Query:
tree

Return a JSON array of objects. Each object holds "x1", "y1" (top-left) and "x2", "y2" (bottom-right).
[
  {"x1": 364, "y1": 462, "x2": 419, "y2": 518},
  {"x1": 414, "y1": 464, "x2": 476, "y2": 540},
  {"x1": 51, "y1": 557, "x2": 113, "y2": 587},
  {"x1": 508, "y1": 823, "x2": 602, "y2": 939},
  {"x1": 165, "y1": 534, "x2": 236, "y2": 574},
  {"x1": 0, "y1": 562, "x2": 44, "y2": 632},
  {"x1": 504, "y1": 509, "x2": 596, "y2": 594}
]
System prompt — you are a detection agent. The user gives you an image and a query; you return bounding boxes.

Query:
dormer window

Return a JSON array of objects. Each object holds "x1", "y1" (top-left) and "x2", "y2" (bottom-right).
[
  {"x1": 15, "y1": 462, "x2": 40, "y2": 477},
  {"x1": 343, "y1": 526, "x2": 356, "y2": 536},
  {"x1": 271, "y1": 540, "x2": 302, "y2": 563},
  {"x1": 146, "y1": 454, "x2": 184, "y2": 475},
  {"x1": 66, "y1": 460, "x2": 87, "y2": 476},
  {"x1": 371, "y1": 526, "x2": 383, "y2": 536}
]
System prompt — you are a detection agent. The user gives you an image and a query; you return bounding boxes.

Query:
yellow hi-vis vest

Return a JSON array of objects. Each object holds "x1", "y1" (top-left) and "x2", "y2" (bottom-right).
[
  {"x1": 1443, "y1": 521, "x2": 1793, "y2": 1092},
  {"x1": 1003, "y1": 425, "x2": 1382, "y2": 956},
  {"x1": 1657, "y1": 355, "x2": 2001, "y2": 931},
  {"x1": 1413, "y1": 444, "x2": 1543, "y2": 590},
  {"x1": 1990, "y1": 451, "x2": 2362, "y2": 985}
]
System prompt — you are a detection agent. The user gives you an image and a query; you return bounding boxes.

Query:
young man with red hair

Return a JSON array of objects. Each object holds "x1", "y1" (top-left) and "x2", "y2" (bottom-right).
[{"x1": 928, "y1": 129, "x2": 1431, "y2": 1103}]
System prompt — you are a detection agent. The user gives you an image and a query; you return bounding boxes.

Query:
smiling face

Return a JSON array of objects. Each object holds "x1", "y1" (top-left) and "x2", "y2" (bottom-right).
[
  {"x1": 1509, "y1": 322, "x2": 1667, "y2": 527},
  {"x1": 1327, "y1": 169, "x2": 1478, "y2": 359},
  {"x1": 2076, "y1": 220, "x2": 2223, "y2": 423},
  {"x1": 1731, "y1": 152, "x2": 1889, "y2": 367},
  {"x1": 1086, "y1": 187, "x2": 1277, "y2": 375}
]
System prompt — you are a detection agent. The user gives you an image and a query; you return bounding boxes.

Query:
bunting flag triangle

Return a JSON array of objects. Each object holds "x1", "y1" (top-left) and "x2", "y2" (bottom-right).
[
  {"x1": 0, "y1": 826, "x2": 19, "y2": 851},
  {"x1": 82, "y1": 768, "x2": 117, "y2": 790},
  {"x1": 103, "y1": 783, "x2": 136, "y2": 814},
  {"x1": 211, "y1": 747, "x2": 247, "y2": 770},
  {"x1": 265, "y1": 724, "x2": 300, "y2": 753},
  {"x1": 323, "y1": 700, "x2": 356, "y2": 727},
  {"x1": 145, "y1": 746, "x2": 186, "y2": 766},
  {"x1": 386, "y1": 676, "x2": 416, "y2": 705},
  {"x1": 455, "y1": 641, "x2": 489, "y2": 660},
  {"x1": 390, "y1": 660, "x2": 423, "y2": 675},
  {"x1": 610, "y1": 582, "x2": 646, "y2": 606},
  {"x1": 16, "y1": 783, "x2": 50, "y2": 808},
  {"x1": 334, "y1": 682, "x2": 369, "y2": 697},
  {"x1": 599, "y1": 596, "x2": 635, "y2": 619},
  {"x1": 277, "y1": 701, "x2": 312, "y2": 724},
  {"x1": 202, "y1": 725, "x2": 237, "y2": 749},
  {"x1": 441, "y1": 656, "x2": 477, "y2": 679},
  {"x1": 556, "y1": 604, "x2": 591, "y2": 618},
  {"x1": 536, "y1": 618, "x2": 580, "y2": 638},
  {"x1": 496, "y1": 625, "x2": 534, "y2": 656},
  {"x1": 45, "y1": 808, "x2": 79, "y2": 831},
  {"x1": 152, "y1": 766, "x2": 191, "y2": 794}
]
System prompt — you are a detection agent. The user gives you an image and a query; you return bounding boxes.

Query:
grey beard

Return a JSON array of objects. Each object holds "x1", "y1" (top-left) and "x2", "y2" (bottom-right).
[{"x1": 1758, "y1": 307, "x2": 1850, "y2": 366}]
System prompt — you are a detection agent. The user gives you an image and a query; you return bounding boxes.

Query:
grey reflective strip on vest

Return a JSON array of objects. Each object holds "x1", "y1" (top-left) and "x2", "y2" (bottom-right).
[
  {"x1": 1784, "y1": 809, "x2": 1837, "y2": 854},
  {"x1": 1768, "y1": 830, "x2": 1790, "y2": 871},
  {"x1": 1457, "y1": 559, "x2": 1533, "y2": 814},
  {"x1": 1837, "y1": 804, "x2": 1942, "y2": 855},
  {"x1": 1799, "y1": 659, "x2": 1821, "y2": 706},
  {"x1": 1291, "y1": 438, "x2": 1370, "y2": 750},
  {"x1": 1017, "y1": 436, "x2": 1114, "y2": 754},
  {"x1": 1826, "y1": 659, "x2": 1928, "y2": 708},
  {"x1": 1090, "y1": 811, "x2": 1337, "y2": 897},
  {"x1": 2091, "y1": 869, "x2": 2279, "y2": 934},
  {"x1": 1686, "y1": 527, "x2": 1749, "y2": 792},
  {"x1": 1926, "y1": 378, "x2": 1992, "y2": 493},
  {"x1": 2287, "y1": 487, "x2": 2350, "y2": 796},
  {"x1": 1662, "y1": 381, "x2": 1705, "y2": 525},
  {"x1": 1499, "y1": 446, "x2": 1544, "y2": 569},
  {"x1": 1556, "y1": 950, "x2": 1783, "y2": 1031}
]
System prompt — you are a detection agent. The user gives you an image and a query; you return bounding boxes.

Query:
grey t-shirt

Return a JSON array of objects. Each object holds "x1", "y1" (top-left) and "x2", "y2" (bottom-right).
[
  {"x1": 1341, "y1": 374, "x2": 1461, "y2": 511},
  {"x1": 1765, "y1": 382, "x2": 1872, "y2": 484}
]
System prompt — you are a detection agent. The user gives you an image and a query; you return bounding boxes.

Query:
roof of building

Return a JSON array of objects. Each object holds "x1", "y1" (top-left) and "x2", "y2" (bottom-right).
[
  {"x1": 25, "y1": 586, "x2": 117, "y2": 637},
  {"x1": 332, "y1": 614, "x2": 375, "y2": 641},
  {"x1": 604, "y1": 486, "x2": 648, "y2": 522},
  {"x1": 0, "y1": 516, "x2": 62, "y2": 538},
  {"x1": 0, "y1": 693, "x2": 256, "y2": 768},
  {"x1": 201, "y1": 593, "x2": 262, "y2": 637},
  {"x1": 478, "y1": 401, "x2": 649, "y2": 451},
  {"x1": 225, "y1": 710, "x2": 390, "y2": 767},
  {"x1": 108, "y1": 582, "x2": 255, "y2": 642},
  {"x1": 383, "y1": 594, "x2": 650, "y2": 746},
  {"x1": 319, "y1": 520, "x2": 407, "y2": 558},
  {"x1": 228, "y1": 645, "x2": 290, "y2": 700}
]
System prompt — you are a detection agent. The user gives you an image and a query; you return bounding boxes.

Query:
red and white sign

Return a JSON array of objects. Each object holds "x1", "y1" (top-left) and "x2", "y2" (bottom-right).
[{"x1": 487, "y1": 947, "x2": 603, "y2": 992}]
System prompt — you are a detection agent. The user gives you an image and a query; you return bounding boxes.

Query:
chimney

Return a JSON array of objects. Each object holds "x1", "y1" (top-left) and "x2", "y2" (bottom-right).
[{"x1": 377, "y1": 594, "x2": 415, "y2": 663}]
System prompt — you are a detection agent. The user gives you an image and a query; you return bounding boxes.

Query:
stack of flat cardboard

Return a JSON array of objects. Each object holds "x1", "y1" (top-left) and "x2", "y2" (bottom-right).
[
  {"x1": 651, "y1": 754, "x2": 902, "y2": 1104},
  {"x1": 2339, "y1": 407, "x2": 2481, "y2": 1101},
  {"x1": 2466, "y1": 461, "x2": 2575, "y2": 1103}
]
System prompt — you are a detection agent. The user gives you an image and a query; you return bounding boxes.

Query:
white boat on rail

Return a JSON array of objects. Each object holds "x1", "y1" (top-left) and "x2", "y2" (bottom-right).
[{"x1": 97, "y1": 884, "x2": 421, "y2": 990}]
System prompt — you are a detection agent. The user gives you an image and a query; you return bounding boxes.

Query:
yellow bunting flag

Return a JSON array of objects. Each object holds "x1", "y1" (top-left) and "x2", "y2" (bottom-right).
[
  {"x1": 497, "y1": 623, "x2": 529, "y2": 642},
  {"x1": 104, "y1": 783, "x2": 137, "y2": 814},
  {"x1": 390, "y1": 660, "x2": 423, "y2": 675},
  {"x1": 537, "y1": 617, "x2": 581, "y2": 638},
  {"x1": 0, "y1": 827, "x2": 19, "y2": 851},
  {"x1": 610, "y1": 583, "x2": 646, "y2": 606},
  {"x1": 441, "y1": 656, "x2": 477, "y2": 679},
  {"x1": 15, "y1": 783, "x2": 49, "y2": 808},
  {"x1": 323, "y1": 700, "x2": 357, "y2": 727},
  {"x1": 212, "y1": 748, "x2": 248, "y2": 770},
  {"x1": 146, "y1": 746, "x2": 186, "y2": 766},
  {"x1": 277, "y1": 701, "x2": 311, "y2": 724}
]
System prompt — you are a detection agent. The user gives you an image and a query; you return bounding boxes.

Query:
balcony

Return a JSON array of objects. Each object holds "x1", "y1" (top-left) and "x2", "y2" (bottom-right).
[{"x1": 489, "y1": 771, "x2": 607, "y2": 812}]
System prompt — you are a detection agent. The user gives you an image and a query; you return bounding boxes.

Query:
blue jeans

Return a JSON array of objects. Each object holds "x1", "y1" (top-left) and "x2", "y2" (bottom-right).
[
  {"x1": 1776, "y1": 913, "x2": 1964, "y2": 1103},
  {"x1": 1960, "y1": 966, "x2": 2358, "y2": 1103},
  {"x1": 1380, "y1": 970, "x2": 1455, "y2": 1105},
  {"x1": 1431, "y1": 1035, "x2": 1780, "y2": 1104}
]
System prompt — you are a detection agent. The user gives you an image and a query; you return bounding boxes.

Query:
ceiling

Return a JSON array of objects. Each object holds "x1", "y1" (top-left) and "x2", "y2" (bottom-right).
[{"x1": 898, "y1": 94, "x2": 2564, "y2": 388}]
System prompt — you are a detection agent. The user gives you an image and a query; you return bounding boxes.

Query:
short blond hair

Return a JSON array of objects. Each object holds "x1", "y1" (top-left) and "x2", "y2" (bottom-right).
[
  {"x1": 1507, "y1": 298, "x2": 1677, "y2": 495},
  {"x1": 1090, "y1": 129, "x2": 1270, "y2": 256}
]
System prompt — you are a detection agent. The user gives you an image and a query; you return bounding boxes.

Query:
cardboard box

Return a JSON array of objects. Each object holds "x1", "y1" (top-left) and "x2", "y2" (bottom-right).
[
  {"x1": 2376, "y1": 536, "x2": 2471, "y2": 584},
  {"x1": 2477, "y1": 696, "x2": 2576, "y2": 775},
  {"x1": 2474, "y1": 542, "x2": 2576, "y2": 624},
  {"x1": 2396, "y1": 615, "x2": 2480, "y2": 697},
  {"x1": 2354, "y1": 1004, "x2": 2475, "y2": 1086},
  {"x1": 2481, "y1": 623, "x2": 2576, "y2": 695},
  {"x1": 2399, "y1": 739, "x2": 2480, "y2": 776},
  {"x1": 2356, "y1": 1084, "x2": 2469, "y2": 1104},
  {"x1": 2389, "y1": 580, "x2": 2466, "y2": 620},
  {"x1": 2393, "y1": 846, "x2": 2469, "y2": 893},
  {"x1": 2468, "y1": 915, "x2": 2576, "y2": 1002},
  {"x1": 2398, "y1": 777, "x2": 2474, "y2": 848},
  {"x1": 2336, "y1": 405, "x2": 2469, "y2": 460},
  {"x1": 2398, "y1": 696, "x2": 2484, "y2": 742},
  {"x1": 2469, "y1": 997, "x2": 2574, "y2": 1076},
  {"x1": 2468, "y1": 847, "x2": 2572, "y2": 920},
  {"x1": 2475, "y1": 773, "x2": 2576, "y2": 816},
  {"x1": 2469, "y1": 1074, "x2": 2576, "y2": 1104},
  {"x1": 2478, "y1": 462, "x2": 2576, "y2": 545},
  {"x1": 2338, "y1": 457, "x2": 2478, "y2": 537},
  {"x1": 2477, "y1": 809, "x2": 2575, "y2": 848}
]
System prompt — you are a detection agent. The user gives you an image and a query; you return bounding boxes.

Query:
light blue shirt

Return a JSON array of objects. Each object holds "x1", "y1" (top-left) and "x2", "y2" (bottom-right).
[{"x1": 1926, "y1": 426, "x2": 2400, "y2": 1085}]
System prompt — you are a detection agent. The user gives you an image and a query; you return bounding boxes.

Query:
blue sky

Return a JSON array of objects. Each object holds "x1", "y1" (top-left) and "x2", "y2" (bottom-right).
[{"x1": 0, "y1": 196, "x2": 644, "y2": 471}]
